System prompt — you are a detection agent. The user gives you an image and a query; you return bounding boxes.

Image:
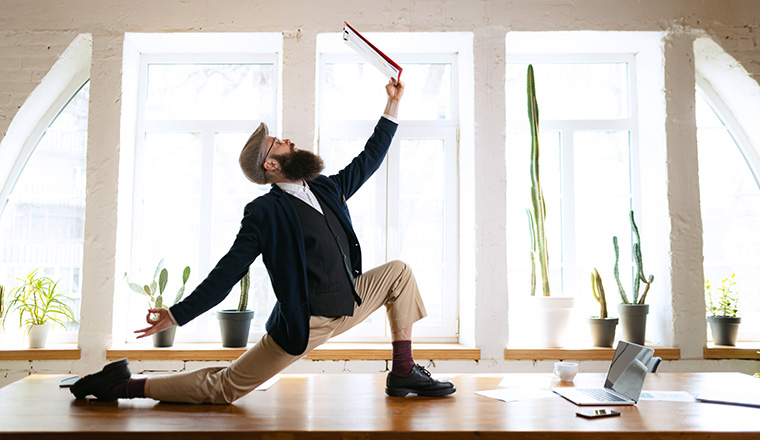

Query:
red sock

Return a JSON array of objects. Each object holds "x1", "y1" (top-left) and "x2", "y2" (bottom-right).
[
  {"x1": 110, "y1": 377, "x2": 146, "y2": 400},
  {"x1": 391, "y1": 340, "x2": 414, "y2": 375}
]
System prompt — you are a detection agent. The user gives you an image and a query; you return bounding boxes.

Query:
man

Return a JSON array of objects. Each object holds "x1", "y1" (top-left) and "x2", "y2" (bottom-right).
[{"x1": 71, "y1": 78, "x2": 455, "y2": 404}]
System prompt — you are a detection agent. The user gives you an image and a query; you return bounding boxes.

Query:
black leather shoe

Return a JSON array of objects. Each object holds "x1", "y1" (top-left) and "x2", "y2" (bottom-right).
[
  {"x1": 386, "y1": 364, "x2": 456, "y2": 397},
  {"x1": 70, "y1": 358, "x2": 131, "y2": 401}
]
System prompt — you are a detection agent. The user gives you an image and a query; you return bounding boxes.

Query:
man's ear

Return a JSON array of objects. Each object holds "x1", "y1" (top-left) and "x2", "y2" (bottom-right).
[{"x1": 262, "y1": 158, "x2": 279, "y2": 172}]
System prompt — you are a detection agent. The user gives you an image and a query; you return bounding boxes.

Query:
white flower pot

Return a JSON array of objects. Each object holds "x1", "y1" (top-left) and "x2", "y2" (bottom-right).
[
  {"x1": 27, "y1": 323, "x2": 51, "y2": 348},
  {"x1": 528, "y1": 296, "x2": 575, "y2": 348}
]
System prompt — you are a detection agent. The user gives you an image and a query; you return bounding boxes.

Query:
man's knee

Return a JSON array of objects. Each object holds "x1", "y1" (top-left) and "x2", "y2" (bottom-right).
[{"x1": 387, "y1": 259, "x2": 412, "y2": 277}]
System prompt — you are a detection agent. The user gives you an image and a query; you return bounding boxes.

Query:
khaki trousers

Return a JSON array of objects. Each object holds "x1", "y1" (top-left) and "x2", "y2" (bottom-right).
[{"x1": 148, "y1": 260, "x2": 427, "y2": 404}]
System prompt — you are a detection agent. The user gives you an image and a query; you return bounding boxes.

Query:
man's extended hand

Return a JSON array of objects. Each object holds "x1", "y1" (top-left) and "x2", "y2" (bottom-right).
[
  {"x1": 135, "y1": 308, "x2": 175, "y2": 339},
  {"x1": 384, "y1": 78, "x2": 404, "y2": 118}
]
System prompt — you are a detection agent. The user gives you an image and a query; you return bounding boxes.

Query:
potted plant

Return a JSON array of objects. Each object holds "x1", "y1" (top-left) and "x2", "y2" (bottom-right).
[
  {"x1": 613, "y1": 210, "x2": 654, "y2": 345},
  {"x1": 589, "y1": 268, "x2": 618, "y2": 347},
  {"x1": 705, "y1": 273, "x2": 740, "y2": 346},
  {"x1": 2, "y1": 269, "x2": 78, "y2": 348},
  {"x1": 525, "y1": 64, "x2": 573, "y2": 348},
  {"x1": 217, "y1": 267, "x2": 254, "y2": 348},
  {"x1": 125, "y1": 260, "x2": 190, "y2": 347}
]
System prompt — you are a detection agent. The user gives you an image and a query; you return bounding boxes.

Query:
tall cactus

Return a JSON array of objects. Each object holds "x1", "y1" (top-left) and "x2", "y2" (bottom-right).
[
  {"x1": 613, "y1": 210, "x2": 654, "y2": 304},
  {"x1": 527, "y1": 64, "x2": 551, "y2": 296},
  {"x1": 591, "y1": 268, "x2": 608, "y2": 318},
  {"x1": 237, "y1": 267, "x2": 250, "y2": 311}
]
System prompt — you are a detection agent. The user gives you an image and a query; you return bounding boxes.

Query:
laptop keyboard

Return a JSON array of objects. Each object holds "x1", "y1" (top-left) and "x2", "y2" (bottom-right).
[{"x1": 577, "y1": 388, "x2": 628, "y2": 402}]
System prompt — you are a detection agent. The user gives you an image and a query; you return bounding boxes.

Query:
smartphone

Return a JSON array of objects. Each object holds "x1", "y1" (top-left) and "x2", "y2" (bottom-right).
[
  {"x1": 59, "y1": 376, "x2": 81, "y2": 388},
  {"x1": 576, "y1": 409, "x2": 621, "y2": 419}
]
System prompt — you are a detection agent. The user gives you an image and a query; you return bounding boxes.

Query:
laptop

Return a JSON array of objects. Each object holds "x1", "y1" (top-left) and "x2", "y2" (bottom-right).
[{"x1": 553, "y1": 341, "x2": 655, "y2": 406}]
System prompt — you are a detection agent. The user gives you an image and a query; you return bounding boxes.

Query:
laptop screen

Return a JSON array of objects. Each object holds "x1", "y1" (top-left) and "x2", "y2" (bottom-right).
[{"x1": 604, "y1": 341, "x2": 655, "y2": 401}]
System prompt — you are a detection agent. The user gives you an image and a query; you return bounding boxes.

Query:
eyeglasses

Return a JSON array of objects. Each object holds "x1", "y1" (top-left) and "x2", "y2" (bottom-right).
[{"x1": 262, "y1": 137, "x2": 280, "y2": 167}]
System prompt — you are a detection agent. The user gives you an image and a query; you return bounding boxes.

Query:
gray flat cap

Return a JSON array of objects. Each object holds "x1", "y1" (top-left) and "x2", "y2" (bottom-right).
[{"x1": 239, "y1": 122, "x2": 269, "y2": 184}]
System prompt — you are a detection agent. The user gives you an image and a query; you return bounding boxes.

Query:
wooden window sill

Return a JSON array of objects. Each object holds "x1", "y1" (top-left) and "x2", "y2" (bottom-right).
[
  {"x1": 0, "y1": 344, "x2": 81, "y2": 361},
  {"x1": 505, "y1": 345, "x2": 681, "y2": 361},
  {"x1": 703, "y1": 342, "x2": 760, "y2": 360},
  {"x1": 107, "y1": 342, "x2": 481, "y2": 362}
]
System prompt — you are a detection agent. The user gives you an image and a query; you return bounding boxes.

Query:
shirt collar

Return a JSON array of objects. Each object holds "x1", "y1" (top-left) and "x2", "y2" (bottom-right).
[{"x1": 276, "y1": 180, "x2": 308, "y2": 194}]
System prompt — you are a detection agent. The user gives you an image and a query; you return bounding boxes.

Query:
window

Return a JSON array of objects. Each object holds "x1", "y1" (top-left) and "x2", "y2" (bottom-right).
[
  {"x1": 125, "y1": 51, "x2": 279, "y2": 343},
  {"x1": 0, "y1": 81, "x2": 89, "y2": 344},
  {"x1": 318, "y1": 40, "x2": 461, "y2": 341},
  {"x1": 697, "y1": 85, "x2": 760, "y2": 342},
  {"x1": 506, "y1": 56, "x2": 640, "y2": 346}
]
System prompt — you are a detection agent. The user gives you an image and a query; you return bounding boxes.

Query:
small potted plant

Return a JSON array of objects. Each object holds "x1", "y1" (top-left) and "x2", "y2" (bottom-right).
[
  {"x1": 2, "y1": 269, "x2": 78, "y2": 348},
  {"x1": 589, "y1": 268, "x2": 618, "y2": 347},
  {"x1": 217, "y1": 267, "x2": 254, "y2": 348},
  {"x1": 705, "y1": 273, "x2": 740, "y2": 346},
  {"x1": 614, "y1": 210, "x2": 654, "y2": 345},
  {"x1": 125, "y1": 259, "x2": 190, "y2": 347}
]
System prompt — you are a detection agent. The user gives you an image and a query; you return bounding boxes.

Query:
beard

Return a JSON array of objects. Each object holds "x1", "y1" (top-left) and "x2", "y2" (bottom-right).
[{"x1": 271, "y1": 149, "x2": 325, "y2": 181}]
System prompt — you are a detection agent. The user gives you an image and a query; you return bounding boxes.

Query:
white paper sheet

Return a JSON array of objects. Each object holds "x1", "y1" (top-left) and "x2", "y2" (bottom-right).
[
  {"x1": 476, "y1": 387, "x2": 556, "y2": 403},
  {"x1": 639, "y1": 390, "x2": 694, "y2": 401}
]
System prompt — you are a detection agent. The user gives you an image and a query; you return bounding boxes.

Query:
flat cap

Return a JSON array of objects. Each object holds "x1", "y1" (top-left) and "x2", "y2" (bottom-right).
[{"x1": 239, "y1": 122, "x2": 269, "y2": 184}]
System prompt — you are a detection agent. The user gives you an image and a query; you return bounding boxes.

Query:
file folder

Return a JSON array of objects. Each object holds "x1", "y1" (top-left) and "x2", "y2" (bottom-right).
[{"x1": 343, "y1": 21, "x2": 402, "y2": 81}]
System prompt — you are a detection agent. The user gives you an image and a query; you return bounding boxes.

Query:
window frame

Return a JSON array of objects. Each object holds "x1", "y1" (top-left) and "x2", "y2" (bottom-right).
[
  {"x1": 505, "y1": 53, "x2": 643, "y2": 346},
  {"x1": 126, "y1": 52, "x2": 280, "y2": 344},
  {"x1": 317, "y1": 52, "x2": 460, "y2": 342}
]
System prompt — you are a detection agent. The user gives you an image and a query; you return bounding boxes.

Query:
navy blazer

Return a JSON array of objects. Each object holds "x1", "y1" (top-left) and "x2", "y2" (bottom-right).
[{"x1": 170, "y1": 117, "x2": 398, "y2": 355}]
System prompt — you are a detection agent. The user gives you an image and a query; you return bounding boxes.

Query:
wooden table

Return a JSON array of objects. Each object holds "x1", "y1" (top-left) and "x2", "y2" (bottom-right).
[{"x1": 0, "y1": 372, "x2": 759, "y2": 439}]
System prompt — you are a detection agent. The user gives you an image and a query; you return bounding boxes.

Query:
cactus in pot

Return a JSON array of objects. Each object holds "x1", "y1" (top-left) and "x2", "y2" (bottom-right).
[
  {"x1": 526, "y1": 64, "x2": 551, "y2": 297},
  {"x1": 591, "y1": 268, "x2": 608, "y2": 319},
  {"x1": 613, "y1": 210, "x2": 654, "y2": 305}
]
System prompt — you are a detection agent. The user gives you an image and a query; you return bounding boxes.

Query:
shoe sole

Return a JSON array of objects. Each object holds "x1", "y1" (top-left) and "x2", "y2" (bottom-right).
[
  {"x1": 385, "y1": 385, "x2": 457, "y2": 397},
  {"x1": 71, "y1": 358, "x2": 130, "y2": 400}
]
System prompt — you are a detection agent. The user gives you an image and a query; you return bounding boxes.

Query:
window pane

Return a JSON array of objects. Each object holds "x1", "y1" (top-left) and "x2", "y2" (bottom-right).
[
  {"x1": 0, "y1": 82, "x2": 89, "y2": 341},
  {"x1": 398, "y1": 139, "x2": 445, "y2": 325},
  {"x1": 506, "y1": 130, "x2": 563, "y2": 298},
  {"x1": 506, "y1": 63, "x2": 629, "y2": 120},
  {"x1": 573, "y1": 131, "x2": 632, "y2": 317},
  {"x1": 212, "y1": 132, "x2": 276, "y2": 333},
  {"x1": 146, "y1": 64, "x2": 276, "y2": 120},
  {"x1": 697, "y1": 92, "x2": 760, "y2": 340},
  {"x1": 321, "y1": 63, "x2": 451, "y2": 120}
]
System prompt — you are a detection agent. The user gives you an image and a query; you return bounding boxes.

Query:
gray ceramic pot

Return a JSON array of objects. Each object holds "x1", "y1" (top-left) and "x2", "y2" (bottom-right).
[
  {"x1": 617, "y1": 304, "x2": 649, "y2": 345},
  {"x1": 707, "y1": 316, "x2": 741, "y2": 346},
  {"x1": 217, "y1": 310, "x2": 254, "y2": 348},
  {"x1": 588, "y1": 317, "x2": 619, "y2": 347},
  {"x1": 152, "y1": 325, "x2": 176, "y2": 348}
]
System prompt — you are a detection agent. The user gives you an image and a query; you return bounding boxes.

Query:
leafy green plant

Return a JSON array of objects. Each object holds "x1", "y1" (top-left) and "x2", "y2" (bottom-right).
[
  {"x1": 0, "y1": 284, "x2": 5, "y2": 318},
  {"x1": 2, "y1": 269, "x2": 78, "y2": 329},
  {"x1": 614, "y1": 210, "x2": 654, "y2": 304},
  {"x1": 237, "y1": 267, "x2": 250, "y2": 311},
  {"x1": 705, "y1": 273, "x2": 738, "y2": 317},
  {"x1": 526, "y1": 64, "x2": 551, "y2": 297},
  {"x1": 125, "y1": 260, "x2": 191, "y2": 309},
  {"x1": 591, "y1": 268, "x2": 608, "y2": 318}
]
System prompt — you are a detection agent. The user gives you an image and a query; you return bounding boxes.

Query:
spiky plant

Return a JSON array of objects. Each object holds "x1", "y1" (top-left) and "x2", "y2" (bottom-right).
[
  {"x1": 526, "y1": 64, "x2": 551, "y2": 297},
  {"x1": 591, "y1": 268, "x2": 608, "y2": 318},
  {"x1": 2, "y1": 269, "x2": 78, "y2": 329},
  {"x1": 613, "y1": 210, "x2": 654, "y2": 304},
  {"x1": 237, "y1": 267, "x2": 250, "y2": 312}
]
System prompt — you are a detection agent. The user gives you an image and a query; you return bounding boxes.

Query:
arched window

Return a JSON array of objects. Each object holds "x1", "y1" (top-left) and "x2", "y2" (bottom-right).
[
  {"x1": 0, "y1": 81, "x2": 89, "y2": 342},
  {"x1": 697, "y1": 85, "x2": 760, "y2": 342}
]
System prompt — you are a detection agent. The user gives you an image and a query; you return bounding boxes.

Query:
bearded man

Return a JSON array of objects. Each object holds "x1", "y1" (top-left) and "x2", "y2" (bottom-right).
[{"x1": 71, "y1": 78, "x2": 455, "y2": 404}]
